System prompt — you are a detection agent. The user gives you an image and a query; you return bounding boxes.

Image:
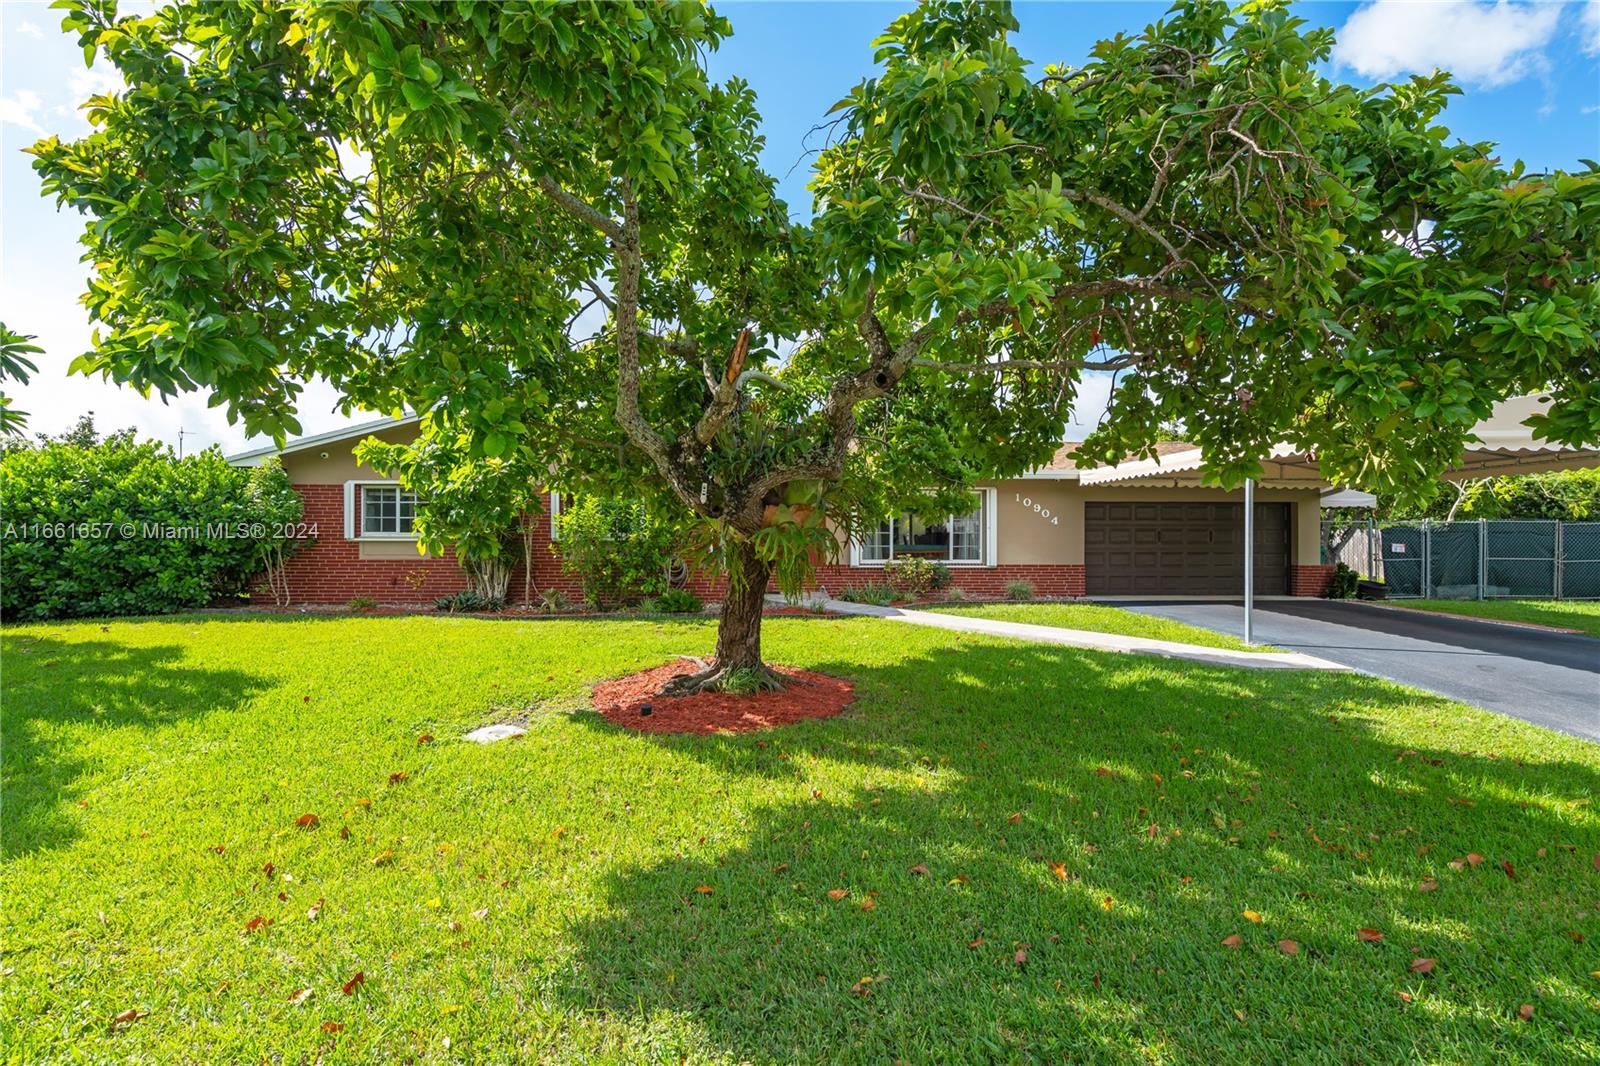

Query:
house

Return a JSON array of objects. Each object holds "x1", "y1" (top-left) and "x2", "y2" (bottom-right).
[{"x1": 228, "y1": 418, "x2": 1344, "y2": 605}]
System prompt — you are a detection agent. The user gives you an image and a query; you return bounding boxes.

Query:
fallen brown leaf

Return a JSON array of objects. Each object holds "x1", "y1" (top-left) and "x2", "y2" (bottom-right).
[
  {"x1": 1410, "y1": 958, "x2": 1435, "y2": 974},
  {"x1": 967, "y1": 937, "x2": 985, "y2": 950},
  {"x1": 860, "y1": 897, "x2": 877, "y2": 911},
  {"x1": 1396, "y1": 990, "x2": 1414, "y2": 1003},
  {"x1": 1221, "y1": 934, "x2": 1243, "y2": 949},
  {"x1": 1242, "y1": 910, "x2": 1263, "y2": 924},
  {"x1": 1501, "y1": 860, "x2": 1516, "y2": 880},
  {"x1": 1418, "y1": 879, "x2": 1439, "y2": 893},
  {"x1": 1050, "y1": 862, "x2": 1068, "y2": 881},
  {"x1": 1358, "y1": 928, "x2": 1384, "y2": 943},
  {"x1": 1517, "y1": 1003, "x2": 1534, "y2": 1021},
  {"x1": 307, "y1": 898, "x2": 323, "y2": 922},
  {"x1": 243, "y1": 916, "x2": 271, "y2": 933},
  {"x1": 471, "y1": 907, "x2": 489, "y2": 920},
  {"x1": 388, "y1": 772, "x2": 408, "y2": 785},
  {"x1": 1013, "y1": 945, "x2": 1029, "y2": 966},
  {"x1": 827, "y1": 888, "x2": 849, "y2": 901},
  {"x1": 1277, "y1": 939, "x2": 1300, "y2": 956},
  {"x1": 1465, "y1": 853, "x2": 1485, "y2": 867},
  {"x1": 321, "y1": 1021, "x2": 344, "y2": 1033},
  {"x1": 1007, "y1": 812, "x2": 1022, "y2": 825},
  {"x1": 340, "y1": 971, "x2": 365, "y2": 996},
  {"x1": 109, "y1": 1008, "x2": 143, "y2": 1029},
  {"x1": 693, "y1": 885, "x2": 714, "y2": 895},
  {"x1": 909, "y1": 863, "x2": 929, "y2": 876},
  {"x1": 417, "y1": 733, "x2": 434, "y2": 745},
  {"x1": 287, "y1": 988, "x2": 312, "y2": 1006},
  {"x1": 774, "y1": 863, "x2": 789, "y2": 873},
  {"x1": 371, "y1": 850, "x2": 394, "y2": 866}
]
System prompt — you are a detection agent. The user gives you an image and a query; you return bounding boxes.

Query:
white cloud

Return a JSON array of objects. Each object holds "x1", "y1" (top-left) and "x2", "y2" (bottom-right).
[
  {"x1": 17, "y1": 20, "x2": 44, "y2": 38},
  {"x1": 1582, "y1": 0, "x2": 1600, "y2": 54},
  {"x1": 66, "y1": 63, "x2": 125, "y2": 101},
  {"x1": 1333, "y1": 1, "x2": 1563, "y2": 88},
  {"x1": 0, "y1": 90, "x2": 46, "y2": 134}
]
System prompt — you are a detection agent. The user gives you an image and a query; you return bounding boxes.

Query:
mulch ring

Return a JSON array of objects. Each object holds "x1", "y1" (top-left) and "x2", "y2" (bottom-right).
[{"x1": 591, "y1": 659, "x2": 854, "y2": 735}]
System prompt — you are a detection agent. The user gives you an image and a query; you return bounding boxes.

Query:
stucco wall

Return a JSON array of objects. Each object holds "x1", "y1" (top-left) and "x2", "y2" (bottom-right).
[
  {"x1": 278, "y1": 422, "x2": 423, "y2": 485},
  {"x1": 985, "y1": 479, "x2": 1322, "y2": 567}
]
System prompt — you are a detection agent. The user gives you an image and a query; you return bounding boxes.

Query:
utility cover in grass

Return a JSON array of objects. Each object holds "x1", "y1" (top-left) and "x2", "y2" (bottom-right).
[
  {"x1": 592, "y1": 660, "x2": 853, "y2": 735},
  {"x1": 464, "y1": 723, "x2": 526, "y2": 744}
]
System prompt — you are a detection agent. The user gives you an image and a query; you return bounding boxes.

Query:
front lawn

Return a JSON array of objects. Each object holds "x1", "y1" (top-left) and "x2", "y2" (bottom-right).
[
  {"x1": 3, "y1": 615, "x2": 1595, "y2": 1063},
  {"x1": 926, "y1": 601, "x2": 1278, "y2": 652},
  {"x1": 1387, "y1": 598, "x2": 1600, "y2": 639}
]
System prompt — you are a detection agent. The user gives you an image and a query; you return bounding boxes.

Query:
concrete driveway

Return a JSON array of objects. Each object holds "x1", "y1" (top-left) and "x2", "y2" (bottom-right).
[{"x1": 1108, "y1": 599, "x2": 1600, "y2": 741}]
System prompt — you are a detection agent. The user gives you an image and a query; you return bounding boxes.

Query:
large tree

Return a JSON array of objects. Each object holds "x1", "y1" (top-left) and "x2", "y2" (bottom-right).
[{"x1": 31, "y1": 0, "x2": 1599, "y2": 691}]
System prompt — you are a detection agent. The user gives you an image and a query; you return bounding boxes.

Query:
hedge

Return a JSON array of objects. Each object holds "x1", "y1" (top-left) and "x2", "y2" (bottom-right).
[{"x1": 1, "y1": 436, "x2": 302, "y2": 621}]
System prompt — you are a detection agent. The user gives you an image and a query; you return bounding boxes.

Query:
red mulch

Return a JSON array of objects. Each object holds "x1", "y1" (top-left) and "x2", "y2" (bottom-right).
[
  {"x1": 762, "y1": 606, "x2": 842, "y2": 617},
  {"x1": 591, "y1": 659, "x2": 854, "y2": 735}
]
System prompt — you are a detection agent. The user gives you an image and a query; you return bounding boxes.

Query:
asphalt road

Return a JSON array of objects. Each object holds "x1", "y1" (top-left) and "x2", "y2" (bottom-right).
[{"x1": 1109, "y1": 599, "x2": 1600, "y2": 741}]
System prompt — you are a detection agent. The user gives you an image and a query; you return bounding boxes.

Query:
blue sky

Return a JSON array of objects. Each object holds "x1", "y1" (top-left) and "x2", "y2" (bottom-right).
[{"x1": 3, "y1": 1, "x2": 1598, "y2": 452}]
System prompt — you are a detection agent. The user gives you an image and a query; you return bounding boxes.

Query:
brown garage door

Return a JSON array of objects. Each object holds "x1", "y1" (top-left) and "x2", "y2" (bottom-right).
[{"x1": 1084, "y1": 501, "x2": 1290, "y2": 596}]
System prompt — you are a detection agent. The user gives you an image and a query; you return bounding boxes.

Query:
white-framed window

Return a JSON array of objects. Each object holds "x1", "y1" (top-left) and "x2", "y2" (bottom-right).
[
  {"x1": 549, "y1": 490, "x2": 564, "y2": 539},
  {"x1": 342, "y1": 480, "x2": 419, "y2": 540},
  {"x1": 852, "y1": 490, "x2": 994, "y2": 566}
]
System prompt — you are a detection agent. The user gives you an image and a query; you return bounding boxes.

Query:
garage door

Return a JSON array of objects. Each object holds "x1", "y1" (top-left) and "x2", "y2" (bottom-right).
[{"x1": 1084, "y1": 501, "x2": 1290, "y2": 596}]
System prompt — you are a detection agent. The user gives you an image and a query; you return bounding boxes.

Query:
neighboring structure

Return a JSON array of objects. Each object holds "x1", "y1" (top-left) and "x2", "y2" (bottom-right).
[{"x1": 230, "y1": 420, "x2": 1342, "y2": 605}]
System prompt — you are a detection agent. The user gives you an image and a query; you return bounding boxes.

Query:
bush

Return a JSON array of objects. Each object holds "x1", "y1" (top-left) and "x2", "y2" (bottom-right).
[
  {"x1": 538, "y1": 588, "x2": 569, "y2": 613},
  {"x1": 943, "y1": 586, "x2": 967, "y2": 603},
  {"x1": 433, "y1": 589, "x2": 506, "y2": 613},
  {"x1": 0, "y1": 435, "x2": 303, "y2": 621},
  {"x1": 839, "y1": 582, "x2": 902, "y2": 606},
  {"x1": 651, "y1": 588, "x2": 704, "y2": 614},
  {"x1": 347, "y1": 596, "x2": 377, "y2": 611},
  {"x1": 556, "y1": 497, "x2": 678, "y2": 608},
  {"x1": 1005, "y1": 579, "x2": 1035, "y2": 601},
  {"x1": 1322, "y1": 562, "x2": 1360, "y2": 600},
  {"x1": 883, "y1": 557, "x2": 951, "y2": 597}
]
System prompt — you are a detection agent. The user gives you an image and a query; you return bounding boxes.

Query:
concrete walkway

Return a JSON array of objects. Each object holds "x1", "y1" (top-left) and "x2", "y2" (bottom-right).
[{"x1": 819, "y1": 599, "x2": 1349, "y2": 672}]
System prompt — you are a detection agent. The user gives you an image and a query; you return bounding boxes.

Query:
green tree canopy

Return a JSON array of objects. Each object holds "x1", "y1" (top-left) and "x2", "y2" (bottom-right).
[{"x1": 29, "y1": 0, "x2": 1600, "y2": 689}]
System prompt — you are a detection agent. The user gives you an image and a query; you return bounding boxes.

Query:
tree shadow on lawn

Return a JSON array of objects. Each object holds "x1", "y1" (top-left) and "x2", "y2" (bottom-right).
[
  {"x1": 557, "y1": 640, "x2": 1599, "y2": 1063},
  {"x1": 0, "y1": 634, "x2": 269, "y2": 858}
]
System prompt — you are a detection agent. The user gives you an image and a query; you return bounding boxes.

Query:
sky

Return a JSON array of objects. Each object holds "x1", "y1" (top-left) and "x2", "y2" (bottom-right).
[{"x1": 2, "y1": 0, "x2": 1598, "y2": 455}]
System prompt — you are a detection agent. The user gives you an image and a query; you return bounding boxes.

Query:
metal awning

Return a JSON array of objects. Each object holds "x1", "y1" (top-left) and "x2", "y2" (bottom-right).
[
  {"x1": 1439, "y1": 394, "x2": 1600, "y2": 480},
  {"x1": 1076, "y1": 443, "x2": 1332, "y2": 488}
]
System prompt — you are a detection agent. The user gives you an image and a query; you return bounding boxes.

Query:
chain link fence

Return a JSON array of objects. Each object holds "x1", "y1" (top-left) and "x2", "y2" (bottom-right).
[{"x1": 1321, "y1": 519, "x2": 1600, "y2": 599}]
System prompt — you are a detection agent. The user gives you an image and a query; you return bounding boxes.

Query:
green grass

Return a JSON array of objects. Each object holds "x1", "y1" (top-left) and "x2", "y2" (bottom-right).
[
  {"x1": 1389, "y1": 598, "x2": 1600, "y2": 639},
  {"x1": 3, "y1": 615, "x2": 1596, "y2": 1064},
  {"x1": 925, "y1": 601, "x2": 1280, "y2": 652}
]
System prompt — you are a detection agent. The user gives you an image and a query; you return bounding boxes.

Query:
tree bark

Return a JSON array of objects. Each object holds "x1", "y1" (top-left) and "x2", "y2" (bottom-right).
[{"x1": 662, "y1": 537, "x2": 780, "y2": 694}]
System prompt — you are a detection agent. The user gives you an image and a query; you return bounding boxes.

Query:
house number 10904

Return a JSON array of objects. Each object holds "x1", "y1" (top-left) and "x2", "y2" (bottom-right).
[{"x1": 1015, "y1": 493, "x2": 1059, "y2": 525}]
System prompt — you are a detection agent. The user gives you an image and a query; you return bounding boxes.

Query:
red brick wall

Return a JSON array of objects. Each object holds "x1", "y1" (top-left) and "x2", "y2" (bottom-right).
[
  {"x1": 255, "y1": 487, "x2": 733, "y2": 606},
  {"x1": 807, "y1": 563, "x2": 1087, "y2": 599},
  {"x1": 1290, "y1": 564, "x2": 1336, "y2": 597}
]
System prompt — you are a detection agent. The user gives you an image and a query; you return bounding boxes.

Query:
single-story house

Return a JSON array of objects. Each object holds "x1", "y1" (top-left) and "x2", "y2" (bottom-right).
[{"x1": 228, "y1": 418, "x2": 1350, "y2": 605}]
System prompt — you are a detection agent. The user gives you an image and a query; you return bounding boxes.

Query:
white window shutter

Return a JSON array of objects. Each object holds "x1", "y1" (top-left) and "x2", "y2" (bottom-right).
[
  {"x1": 343, "y1": 481, "x2": 357, "y2": 540},
  {"x1": 984, "y1": 488, "x2": 998, "y2": 566}
]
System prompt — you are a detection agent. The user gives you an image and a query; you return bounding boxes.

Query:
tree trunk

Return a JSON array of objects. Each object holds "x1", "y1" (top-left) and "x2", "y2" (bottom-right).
[{"x1": 662, "y1": 537, "x2": 781, "y2": 695}]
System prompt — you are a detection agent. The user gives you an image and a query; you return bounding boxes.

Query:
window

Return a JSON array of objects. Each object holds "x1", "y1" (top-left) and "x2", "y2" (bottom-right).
[
  {"x1": 857, "y1": 493, "x2": 988, "y2": 565},
  {"x1": 362, "y1": 485, "x2": 417, "y2": 536}
]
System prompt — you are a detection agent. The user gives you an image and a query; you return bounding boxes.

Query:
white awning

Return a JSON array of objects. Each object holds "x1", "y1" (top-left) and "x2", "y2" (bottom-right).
[{"x1": 1076, "y1": 442, "x2": 1330, "y2": 487}]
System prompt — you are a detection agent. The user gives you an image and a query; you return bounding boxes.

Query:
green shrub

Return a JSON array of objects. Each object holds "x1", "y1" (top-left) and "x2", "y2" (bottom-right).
[
  {"x1": 556, "y1": 497, "x2": 678, "y2": 608},
  {"x1": 943, "y1": 586, "x2": 967, "y2": 603},
  {"x1": 1005, "y1": 579, "x2": 1035, "y2": 602},
  {"x1": 652, "y1": 588, "x2": 704, "y2": 614},
  {"x1": 720, "y1": 667, "x2": 770, "y2": 695},
  {"x1": 1323, "y1": 562, "x2": 1360, "y2": 600},
  {"x1": 538, "y1": 588, "x2": 569, "y2": 613},
  {"x1": 0, "y1": 435, "x2": 302, "y2": 621},
  {"x1": 433, "y1": 589, "x2": 505, "y2": 613},
  {"x1": 839, "y1": 582, "x2": 900, "y2": 606},
  {"x1": 347, "y1": 596, "x2": 378, "y2": 611},
  {"x1": 883, "y1": 557, "x2": 951, "y2": 597}
]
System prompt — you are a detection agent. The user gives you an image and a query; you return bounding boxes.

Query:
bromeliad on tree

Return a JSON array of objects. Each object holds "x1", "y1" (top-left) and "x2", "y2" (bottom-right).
[{"x1": 29, "y1": 0, "x2": 1600, "y2": 692}]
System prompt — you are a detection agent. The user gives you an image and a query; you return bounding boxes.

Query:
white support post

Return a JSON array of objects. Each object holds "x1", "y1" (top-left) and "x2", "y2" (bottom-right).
[
  {"x1": 1243, "y1": 478, "x2": 1255, "y2": 645},
  {"x1": 1478, "y1": 519, "x2": 1487, "y2": 600}
]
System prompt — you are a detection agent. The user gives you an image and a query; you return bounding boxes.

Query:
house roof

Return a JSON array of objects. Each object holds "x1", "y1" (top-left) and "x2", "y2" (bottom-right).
[
  {"x1": 227, "y1": 413, "x2": 420, "y2": 466},
  {"x1": 1025, "y1": 440, "x2": 1198, "y2": 478}
]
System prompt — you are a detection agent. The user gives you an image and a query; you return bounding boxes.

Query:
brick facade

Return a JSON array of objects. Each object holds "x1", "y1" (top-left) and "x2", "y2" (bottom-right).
[
  {"x1": 260, "y1": 483, "x2": 1314, "y2": 605},
  {"x1": 1289, "y1": 563, "x2": 1336, "y2": 597}
]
